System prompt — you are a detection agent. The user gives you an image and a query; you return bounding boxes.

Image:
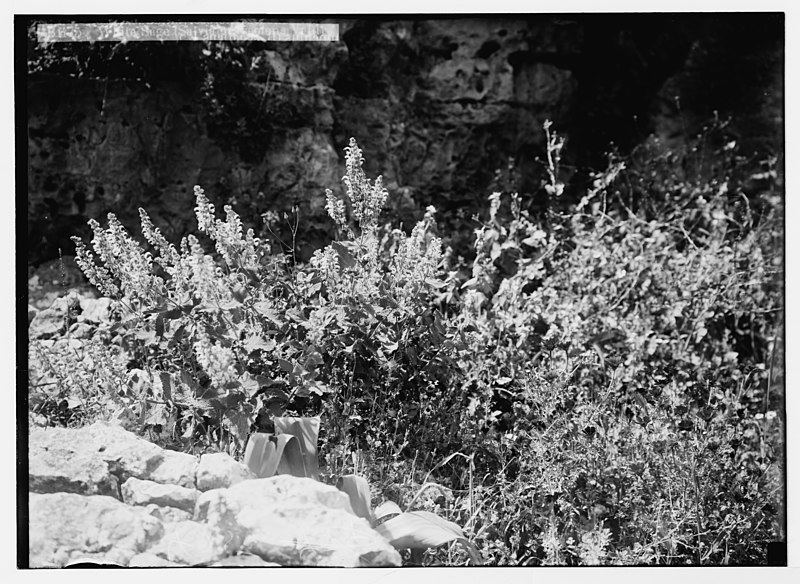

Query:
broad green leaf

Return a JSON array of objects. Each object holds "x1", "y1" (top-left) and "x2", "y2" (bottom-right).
[
  {"x1": 521, "y1": 229, "x2": 547, "y2": 247},
  {"x1": 239, "y1": 373, "x2": 262, "y2": 398},
  {"x1": 143, "y1": 401, "x2": 169, "y2": 427},
  {"x1": 162, "y1": 306, "x2": 183, "y2": 320},
  {"x1": 375, "y1": 501, "x2": 403, "y2": 517},
  {"x1": 424, "y1": 278, "x2": 447, "y2": 289},
  {"x1": 274, "y1": 416, "x2": 320, "y2": 481},
  {"x1": 337, "y1": 474, "x2": 373, "y2": 522},
  {"x1": 274, "y1": 435, "x2": 307, "y2": 478},
  {"x1": 373, "y1": 500, "x2": 402, "y2": 524},
  {"x1": 243, "y1": 335, "x2": 276, "y2": 353},
  {"x1": 243, "y1": 433, "x2": 272, "y2": 477},
  {"x1": 127, "y1": 369, "x2": 152, "y2": 397},
  {"x1": 243, "y1": 433, "x2": 306, "y2": 479},
  {"x1": 218, "y1": 299, "x2": 243, "y2": 311},
  {"x1": 133, "y1": 329, "x2": 155, "y2": 342},
  {"x1": 375, "y1": 511, "x2": 482, "y2": 564},
  {"x1": 253, "y1": 301, "x2": 282, "y2": 324},
  {"x1": 375, "y1": 510, "x2": 463, "y2": 548}
]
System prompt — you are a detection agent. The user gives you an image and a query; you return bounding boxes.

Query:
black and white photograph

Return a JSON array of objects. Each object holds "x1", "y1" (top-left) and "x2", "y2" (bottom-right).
[{"x1": 17, "y1": 3, "x2": 790, "y2": 574}]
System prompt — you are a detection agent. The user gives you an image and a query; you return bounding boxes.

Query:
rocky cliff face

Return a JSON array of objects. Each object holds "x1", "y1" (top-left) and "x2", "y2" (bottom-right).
[{"x1": 26, "y1": 15, "x2": 783, "y2": 265}]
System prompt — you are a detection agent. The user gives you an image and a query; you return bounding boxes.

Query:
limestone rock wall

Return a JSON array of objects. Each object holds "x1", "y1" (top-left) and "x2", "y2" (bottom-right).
[{"x1": 27, "y1": 15, "x2": 783, "y2": 266}]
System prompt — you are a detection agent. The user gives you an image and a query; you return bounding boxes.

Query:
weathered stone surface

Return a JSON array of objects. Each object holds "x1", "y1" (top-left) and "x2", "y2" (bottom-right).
[
  {"x1": 28, "y1": 304, "x2": 38, "y2": 326},
  {"x1": 195, "y1": 476, "x2": 401, "y2": 567},
  {"x1": 146, "y1": 520, "x2": 232, "y2": 566},
  {"x1": 67, "y1": 321, "x2": 94, "y2": 339},
  {"x1": 192, "y1": 488, "x2": 245, "y2": 552},
  {"x1": 29, "y1": 492, "x2": 164, "y2": 568},
  {"x1": 128, "y1": 552, "x2": 184, "y2": 567},
  {"x1": 211, "y1": 553, "x2": 281, "y2": 567},
  {"x1": 29, "y1": 423, "x2": 403, "y2": 567},
  {"x1": 30, "y1": 422, "x2": 165, "y2": 498},
  {"x1": 29, "y1": 425, "x2": 120, "y2": 497},
  {"x1": 29, "y1": 412, "x2": 48, "y2": 428},
  {"x1": 150, "y1": 449, "x2": 199, "y2": 489},
  {"x1": 145, "y1": 503, "x2": 193, "y2": 523},
  {"x1": 79, "y1": 297, "x2": 114, "y2": 323},
  {"x1": 84, "y1": 422, "x2": 165, "y2": 482},
  {"x1": 28, "y1": 17, "x2": 781, "y2": 268},
  {"x1": 196, "y1": 452, "x2": 256, "y2": 491},
  {"x1": 122, "y1": 477, "x2": 200, "y2": 513},
  {"x1": 28, "y1": 293, "x2": 80, "y2": 338}
]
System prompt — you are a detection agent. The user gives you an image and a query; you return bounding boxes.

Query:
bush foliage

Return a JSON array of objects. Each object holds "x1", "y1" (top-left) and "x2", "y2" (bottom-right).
[{"x1": 29, "y1": 121, "x2": 783, "y2": 565}]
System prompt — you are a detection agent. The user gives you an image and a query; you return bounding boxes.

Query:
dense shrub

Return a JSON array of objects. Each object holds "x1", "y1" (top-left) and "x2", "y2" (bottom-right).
[
  {"x1": 424, "y1": 120, "x2": 783, "y2": 565},
  {"x1": 29, "y1": 122, "x2": 783, "y2": 565}
]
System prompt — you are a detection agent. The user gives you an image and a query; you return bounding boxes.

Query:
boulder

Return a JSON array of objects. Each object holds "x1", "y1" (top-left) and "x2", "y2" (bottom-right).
[
  {"x1": 211, "y1": 553, "x2": 281, "y2": 567},
  {"x1": 29, "y1": 425, "x2": 121, "y2": 497},
  {"x1": 121, "y1": 477, "x2": 200, "y2": 513},
  {"x1": 30, "y1": 422, "x2": 169, "y2": 498},
  {"x1": 29, "y1": 492, "x2": 164, "y2": 568},
  {"x1": 79, "y1": 297, "x2": 114, "y2": 323},
  {"x1": 145, "y1": 503, "x2": 193, "y2": 523},
  {"x1": 149, "y1": 449, "x2": 198, "y2": 489},
  {"x1": 66, "y1": 321, "x2": 94, "y2": 339},
  {"x1": 195, "y1": 476, "x2": 401, "y2": 567},
  {"x1": 146, "y1": 520, "x2": 233, "y2": 566},
  {"x1": 196, "y1": 452, "x2": 256, "y2": 491},
  {"x1": 28, "y1": 302, "x2": 69, "y2": 338},
  {"x1": 28, "y1": 422, "x2": 403, "y2": 567},
  {"x1": 83, "y1": 422, "x2": 165, "y2": 481},
  {"x1": 128, "y1": 552, "x2": 184, "y2": 567}
]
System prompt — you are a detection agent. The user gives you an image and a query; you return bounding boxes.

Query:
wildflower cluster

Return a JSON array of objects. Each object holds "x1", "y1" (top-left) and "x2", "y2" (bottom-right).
[
  {"x1": 341, "y1": 137, "x2": 389, "y2": 234},
  {"x1": 324, "y1": 189, "x2": 347, "y2": 233},
  {"x1": 72, "y1": 215, "x2": 163, "y2": 303},
  {"x1": 311, "y1": 138, "x2": 444, "y2": 309},
  {"x1": 194, "y1": 185, "x2": 261, "y2": 270},
  {"x1": 388, "y1": 205, "x2": 443, "y2": 309},
  {"x1": 193, "y1": 328, "x2": 238, "y2": 389}
]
